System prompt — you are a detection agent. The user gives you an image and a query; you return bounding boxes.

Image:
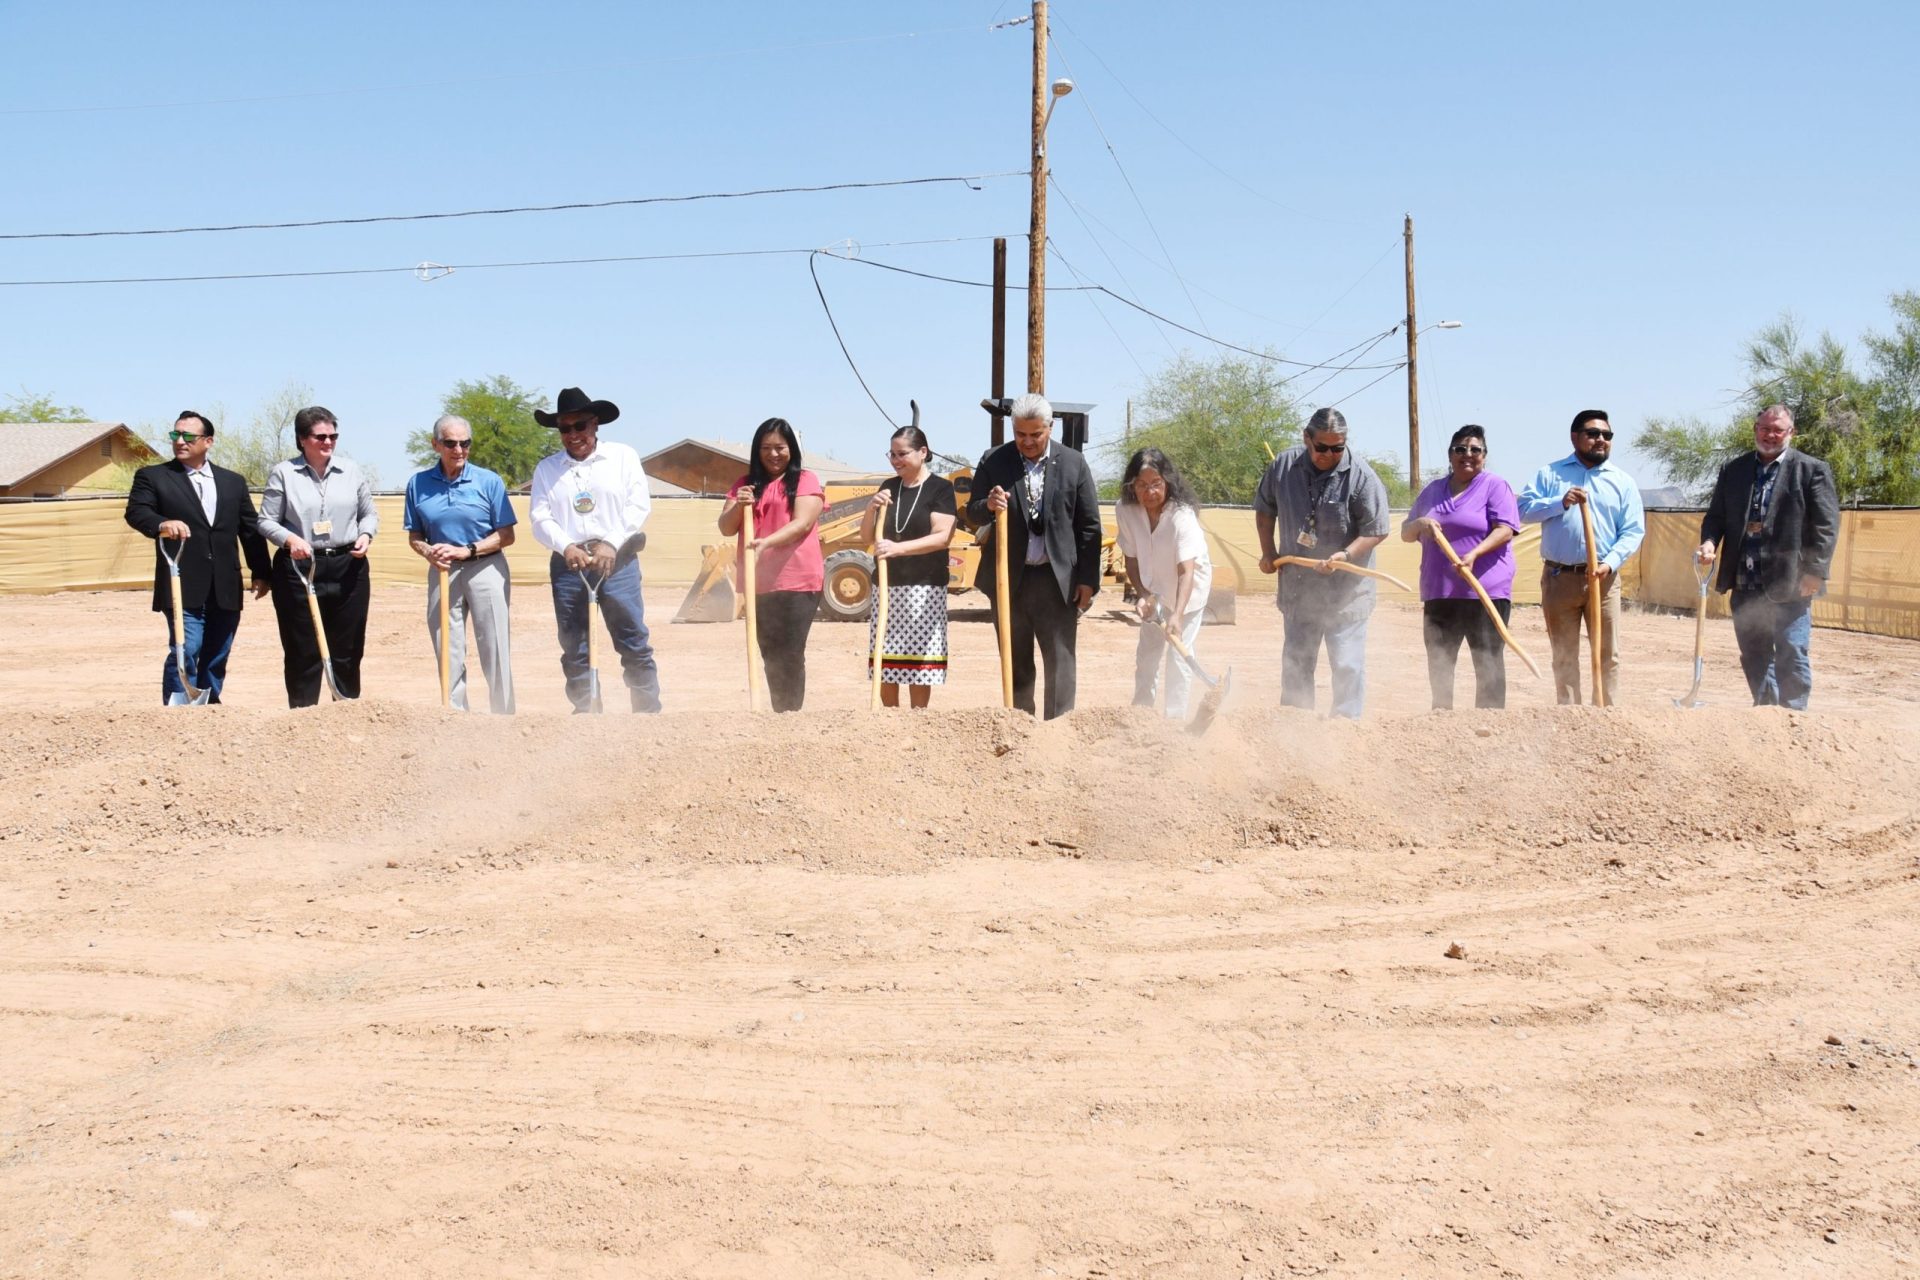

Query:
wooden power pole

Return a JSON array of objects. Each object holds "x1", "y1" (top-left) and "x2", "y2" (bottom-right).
[
  {"x1": 1027, "y1": 0, "x2": 1048, "y2": 395},
  {"x1": 991, "y1": 237, "x2": 1008, "y2": 447},
  {"x1": 1403, "y1": 213, "x2": 1420, "y2": 493}
]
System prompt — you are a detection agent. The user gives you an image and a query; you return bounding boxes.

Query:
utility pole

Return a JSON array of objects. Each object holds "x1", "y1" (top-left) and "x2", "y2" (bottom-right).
[
  {"x1": 1027, "y1": 0, "x2": 1048, "y2": 395},
  {"x1": 991, "y1": 237, "x2": 1008, "y2": 447},
  {"x1": 1403, "y1": 213, "x2": 1420, "y2": 493}
]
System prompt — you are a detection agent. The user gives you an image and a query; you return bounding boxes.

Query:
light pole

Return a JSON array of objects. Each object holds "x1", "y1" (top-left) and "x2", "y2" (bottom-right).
[{"x1": 1027, "y1": 0, "x2": 1072, "y2": 394}]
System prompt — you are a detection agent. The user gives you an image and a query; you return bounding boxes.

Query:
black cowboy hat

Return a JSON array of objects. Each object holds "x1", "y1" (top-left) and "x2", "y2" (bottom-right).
[{"x1": 534, "y1": 386, "x2": 621, "y2": 428}]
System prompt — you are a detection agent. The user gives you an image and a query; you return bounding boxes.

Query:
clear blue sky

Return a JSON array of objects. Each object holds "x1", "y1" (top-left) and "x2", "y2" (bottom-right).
[{"x1": 4, "y1": 1, "x2": 1915, "y2": 491}]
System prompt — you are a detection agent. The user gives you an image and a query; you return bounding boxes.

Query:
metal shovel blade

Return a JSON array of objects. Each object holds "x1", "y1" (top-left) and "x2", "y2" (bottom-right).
[
  {"x1": 1673, "y1": 658, "x2": 1706, "y2": 709},
  {"x1": 1186, "y1": 665, "x2": 1232, "y2": 736},
  {"x1": 319, "y1": 659, "x2": 345, "y2": 701}
]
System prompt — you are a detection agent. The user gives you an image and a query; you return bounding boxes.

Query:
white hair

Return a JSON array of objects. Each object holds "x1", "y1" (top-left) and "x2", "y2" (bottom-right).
[
  {"x1": 1010, "y1": 393, "x2": 1053, "y2": 423},
  {"x1": 433, "y1": 414, "x2": 471, "y2": 441},
  {"x1": 1756, "y1": 403, "x2": 1794, "y2": 427}
]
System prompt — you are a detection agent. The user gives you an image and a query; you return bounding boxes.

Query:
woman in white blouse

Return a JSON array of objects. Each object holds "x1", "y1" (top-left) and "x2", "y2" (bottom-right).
[{"x1": 1115, "y1": 447, "x2": 1213, "y2": 717}]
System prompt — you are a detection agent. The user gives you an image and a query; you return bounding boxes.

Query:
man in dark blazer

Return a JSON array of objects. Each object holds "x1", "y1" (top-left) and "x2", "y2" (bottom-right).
[
  {"x1": 123, "y1": 410, "x2": 273, "y2": 704},
  {"x1": 965, "y1": 393, "x2": 1104, "y2": 719},
  {"x1": 1697, "y1": 404, "x2": 1839, "y2": 709}
]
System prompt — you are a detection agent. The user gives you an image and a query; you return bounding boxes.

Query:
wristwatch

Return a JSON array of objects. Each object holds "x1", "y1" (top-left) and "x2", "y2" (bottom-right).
[{"x1": 465, "y1": 542, "x2": 478, "y2": 560}]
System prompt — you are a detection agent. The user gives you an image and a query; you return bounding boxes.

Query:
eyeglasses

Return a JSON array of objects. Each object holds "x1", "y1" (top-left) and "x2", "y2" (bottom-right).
[
  {"x1": 439, "y1": 439, "x2": 472, "y2": 450},
  {"x1": 167, "y1": 430, "x2": 207, "y2": 443},
  {"x1": 307, "y1": 433, "x2": 340, "y2": 443},
  {"x1": 1577, "y1": 428, "x2": 1614, "y2": 441},
  {"x1": 1310, "y1": 441, "x2": 1347, "y2": 455},
  {"x1": 1449, "y1": 445, "x2": 1486, "y2": 456},
  {"x1": 556, "y1": 421, "x2": 594, "y2": 434}
]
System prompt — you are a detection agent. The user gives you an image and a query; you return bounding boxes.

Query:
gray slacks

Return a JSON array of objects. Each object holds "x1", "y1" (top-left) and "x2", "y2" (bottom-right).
[{"x1": 427, "y1": 555, "x2": 515, "y2": 713}]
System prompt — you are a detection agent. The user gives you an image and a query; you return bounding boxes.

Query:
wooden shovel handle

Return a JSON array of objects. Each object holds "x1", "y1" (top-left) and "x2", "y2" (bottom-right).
[
  {"x1": 437, "y1": 565, "x2": 451, "y2": 708},
  {"x1": 994, "y1": 507, "x2": 1013, "y2": 709},
  {"x1": 870, "y1": 551, "x2": 888, "y2": 711},
  {"x1": 1273, "y1": 555, "x2": 1414, "y2": 594},
  {"x1": 1425, "y1": 530, "x2": 1540, "y2": 679},
  {"x1": 1578, "y1": 501, "x2": 1607, "y2": 706},
  {"x1": 742, "y1": 501, "x2": 764, "y2": 711}
]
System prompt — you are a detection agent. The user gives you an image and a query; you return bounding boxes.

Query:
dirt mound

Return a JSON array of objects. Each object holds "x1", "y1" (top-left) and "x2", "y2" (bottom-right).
[{"x1": 6, "y1": 702, "x2": 1914, "y2": 874}]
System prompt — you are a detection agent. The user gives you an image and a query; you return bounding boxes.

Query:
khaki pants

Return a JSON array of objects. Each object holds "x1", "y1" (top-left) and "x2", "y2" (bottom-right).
[{"x1": 1540, "y1": 566, "x2": 1619, "y2": 705}]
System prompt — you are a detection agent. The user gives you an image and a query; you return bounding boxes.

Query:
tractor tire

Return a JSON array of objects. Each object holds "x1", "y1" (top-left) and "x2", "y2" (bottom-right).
[{"x1": 820, "y1": 549, "x2": 876, "y2": 621}]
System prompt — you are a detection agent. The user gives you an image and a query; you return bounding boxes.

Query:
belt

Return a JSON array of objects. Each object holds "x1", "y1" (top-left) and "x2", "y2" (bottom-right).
[
  {"x1": 1545, "y1": 560, "x2": 1588, "y2": 575},
  {"x1": 279, "y1": 545, "x2": 353, "y2": 558}
]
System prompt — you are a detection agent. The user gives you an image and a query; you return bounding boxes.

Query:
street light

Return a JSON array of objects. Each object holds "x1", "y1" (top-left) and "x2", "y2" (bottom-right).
[{"x1": 1042, "y1": 77, "x2": 1074, "y2": 140}]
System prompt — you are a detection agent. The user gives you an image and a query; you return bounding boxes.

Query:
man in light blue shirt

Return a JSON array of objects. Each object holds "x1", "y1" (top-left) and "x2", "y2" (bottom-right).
[
  {"x1": 404, "y1": 414, "x2": 519, "y2": 713},
  {"x1": 1516, "y1": 409, "x2": 1646, "y2": 705}
]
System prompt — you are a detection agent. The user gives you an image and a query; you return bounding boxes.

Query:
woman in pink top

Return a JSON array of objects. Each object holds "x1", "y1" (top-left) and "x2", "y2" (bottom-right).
[
  {"x1": 719, "y1": 417, "x2": 826, "y2": 711},
  {"x1": 1400, "y1": 423, "x2": 1520, "y2": 709}
]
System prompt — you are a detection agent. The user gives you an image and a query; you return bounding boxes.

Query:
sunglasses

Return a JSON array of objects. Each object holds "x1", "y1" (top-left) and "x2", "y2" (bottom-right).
[
  {"x1": 167, "y1": 430, "x2": 207, "y2": 443},
  {"x1": 1310, "y1": 441, "x2": 1346, "y2": 455},
  {"x1": 1449, "y1": 445, "x2": 1486, "y2": 456},
  {"x1": 1577, "y1": 428, "x2": 1614, "y2": 441},
  {"x1": 439, "y1": 439, "x2": 473, "y2": 450},
  {"x1": 307, "y1": 432, "x2": 340, "y2": 442},
  {"x1": 557, "y1": 421, "x2": 595, "y2": 434}
]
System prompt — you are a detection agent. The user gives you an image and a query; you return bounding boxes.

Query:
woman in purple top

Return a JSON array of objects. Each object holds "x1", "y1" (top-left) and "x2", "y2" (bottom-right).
[{"x1": 1400, "y1": 424, "x2": 1521, "y2": 709}]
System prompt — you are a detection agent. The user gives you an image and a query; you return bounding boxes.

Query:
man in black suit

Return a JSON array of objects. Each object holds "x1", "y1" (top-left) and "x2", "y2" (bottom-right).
[
  {"x1": 124, "y1": 410, "x2": 272, "y2": 704},
  {"x1": 1696, "y1": 404, "x2": 1839, "y2": 709},
  {"x1": 965, "y1": 393, "x2": 1103, "y2": 719}
]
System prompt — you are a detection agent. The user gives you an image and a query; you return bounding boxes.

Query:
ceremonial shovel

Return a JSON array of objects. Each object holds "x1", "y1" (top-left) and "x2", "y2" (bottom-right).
[
  {"x1": 1674, "y1": 547, "x2": 1715, "y2": 709},
  {"x1": 870, "y1": 548, "x2": 889, "y2": 711},
  {"x1": 158, "y1": 536, "x2": 211, "y2": 707},
  {"x1": 1147, "y1": 600, "x2": 1231, "y2": 735},
  {"x1": 994, "y1": 506, "x2": 1014, "y2": 709},
  {"x1": 576, "y1": 532, "x2": 648, "y2": 714},
  {"x1": 1423, "y1": 528, "x2": 1541, "y2": 679},
  {"x1": 288, "y1": 553, "x2": 346, "y2": 701},
  {"x1": 741, "y1": 500, "x2": 765, "y2": 711},
  {"x1": 1579, "y1": 500, "x2": 1608, "y2": 707}
]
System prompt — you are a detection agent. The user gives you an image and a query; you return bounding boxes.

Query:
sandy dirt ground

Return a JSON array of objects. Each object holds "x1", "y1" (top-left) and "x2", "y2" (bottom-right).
[{"x1": 3, "y1": 583, "x2": 1920, "y2": 1278}]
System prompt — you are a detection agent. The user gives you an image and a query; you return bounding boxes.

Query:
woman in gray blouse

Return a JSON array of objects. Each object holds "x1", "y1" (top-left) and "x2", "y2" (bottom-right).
[{"x1": 256, "y1": 405, "x2": 377, "y2": 706}]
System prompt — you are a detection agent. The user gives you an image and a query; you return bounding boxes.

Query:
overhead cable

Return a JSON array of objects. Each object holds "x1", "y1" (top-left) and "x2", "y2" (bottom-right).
[{"x1": 0, "y1": 173, "x2": 1025, "y2": 241}]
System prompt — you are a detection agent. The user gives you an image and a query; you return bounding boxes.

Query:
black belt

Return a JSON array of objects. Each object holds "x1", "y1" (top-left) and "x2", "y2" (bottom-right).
[
  {"x1": 279, "y1": 545, "x2": 353, "y2": 558},
  {"x1": 1545, "y1": 560, "x2": 1589, "y2": 575}
]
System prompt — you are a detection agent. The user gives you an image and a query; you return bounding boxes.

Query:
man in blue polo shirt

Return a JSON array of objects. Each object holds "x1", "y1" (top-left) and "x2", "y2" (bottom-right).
[
  {"x1": 1517, "y1": 409, "x2": 1646, "y2": 706},
  {"x1": 403, "y1": 414, "x2": 518, "y2": 713}
]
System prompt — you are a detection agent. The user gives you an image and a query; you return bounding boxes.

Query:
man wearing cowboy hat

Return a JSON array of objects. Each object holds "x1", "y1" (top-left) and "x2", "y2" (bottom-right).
[{"x1": 528, "y1": 386, "x2": 662, "y2": 712}]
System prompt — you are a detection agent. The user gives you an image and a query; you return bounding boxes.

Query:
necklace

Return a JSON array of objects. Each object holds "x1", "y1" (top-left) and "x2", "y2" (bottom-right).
[{"x1": 892, "y1": 472, "x2": 928, "y2": 536}]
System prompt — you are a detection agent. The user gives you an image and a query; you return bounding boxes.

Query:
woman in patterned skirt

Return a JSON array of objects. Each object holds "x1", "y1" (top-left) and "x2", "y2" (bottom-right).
[{"x1": 858, "y1": 424, "x2": 958, "y2": 708}]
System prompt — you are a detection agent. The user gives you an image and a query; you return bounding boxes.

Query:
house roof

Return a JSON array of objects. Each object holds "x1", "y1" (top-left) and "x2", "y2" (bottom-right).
[
  {"x1": 642, "y1": 436, "x2": 880, "y2": 494},
  {"x1": 0, "y1": 422, "x2": 153, "y2": 488}
]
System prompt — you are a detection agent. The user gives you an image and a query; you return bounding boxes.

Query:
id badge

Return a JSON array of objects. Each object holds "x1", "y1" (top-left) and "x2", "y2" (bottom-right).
[
  {"x1": 1745, "y1": 521, "x2": 1764, "y2": 536},
  {"x1": 1296, "y1": 528, "x2": 1317, "y2": 549},
  {"x1": 312, "y1": 519, "x2": 334, "y2": 537}
]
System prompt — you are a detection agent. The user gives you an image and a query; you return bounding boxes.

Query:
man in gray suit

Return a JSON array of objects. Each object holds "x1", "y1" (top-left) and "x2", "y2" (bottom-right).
[
  {"x1": 1697, "y1": 404, "x2": 1839, "y2": 709},
  {"x1": 966, "y1": 393, "x2": 1104, "y2": 719}
]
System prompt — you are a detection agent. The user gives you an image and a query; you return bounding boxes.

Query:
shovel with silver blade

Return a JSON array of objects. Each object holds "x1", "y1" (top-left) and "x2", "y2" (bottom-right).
[
  {"x1": 289, "y1": 553, "x2": 347, "y2": 701},
  {"x1": 576, "y1": 531, "x2": 648, "y2": 714},
  {"x1": 1674, "y1": 547, "x2": 1715, "y2": 709},
  {"x1": 159, "y1": 536, "x2": 212, "y2": 706},
  {"x1": 1147, "y1": 600, "x2": 1232, "y2": 735}
]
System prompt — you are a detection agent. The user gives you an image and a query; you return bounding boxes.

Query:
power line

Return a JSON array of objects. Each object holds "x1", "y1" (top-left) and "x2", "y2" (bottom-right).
[
  {"x1": 1046, "y1": 243, "x2": 1152, "y2": 381},
  {"x1": 1046, "y1": 36, "x2": 1211, "y2": 338},
  {"x1": 1325, "y1": 362, "x2": 1409, "y2": 409},
  {"x1": 0, "y1": 172, "x2": 1025, "y2": 241},
  {"x1": 1046, "y1": 179, "x2": 1179, "y2": 359},
  {"x1": 0, "y1": 236, "x2": 1001, "y2": 287},
  {"x1": 1048, "y1": 13, "x2": 1349, "y2": 227},
  {"x1": 0, "y1": 26, "x2": 983, "y2": 116},
  {"x1": 808, "y1": 251, "x2": 900, "y2": 429}
]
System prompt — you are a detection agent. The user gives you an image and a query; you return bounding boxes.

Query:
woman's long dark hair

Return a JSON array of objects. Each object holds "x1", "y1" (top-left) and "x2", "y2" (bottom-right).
[
  {"x1": 746, "y1": 417, "x2": 804, "y2": 502},
  {"x1": 1118, "y1": 446, "x2": 1200, "y2": 510}
]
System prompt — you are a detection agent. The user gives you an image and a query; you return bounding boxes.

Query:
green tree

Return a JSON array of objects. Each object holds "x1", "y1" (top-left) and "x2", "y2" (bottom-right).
[
  {"x1": 2, "y1": 390, "x2": 90, "y2": 422},
  {"x1": 1103, "y1": 351, "x2": 1304, "y2": 503},
  {"x1": 1637, "y1": 293, "x2": 1920, "y2": 505},
  {"x1": 405, "y1": 375, "x2": 549, "y2": 488}
]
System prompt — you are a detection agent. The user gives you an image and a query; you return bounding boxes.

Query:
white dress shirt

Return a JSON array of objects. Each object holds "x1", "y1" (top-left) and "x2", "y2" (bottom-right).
[
  {"x1": 528, "y1": 440, "x2": 653, "y2": 553},
  {"x1": 183, "y1": 460, "x2": 218, "y2": 523}
]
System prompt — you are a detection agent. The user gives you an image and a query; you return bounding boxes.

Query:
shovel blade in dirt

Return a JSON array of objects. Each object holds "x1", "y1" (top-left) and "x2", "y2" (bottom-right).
[
  {"x1": 161, "y1": 538, "x2": 212, "y2": 706},
  {"x1": 1186, "y1": 665, "x2": 1231, "y2": 736}
]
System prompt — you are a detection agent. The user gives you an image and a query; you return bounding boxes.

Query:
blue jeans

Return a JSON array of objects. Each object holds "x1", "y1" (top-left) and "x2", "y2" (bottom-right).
[
  {"x1": 550, "y1": 554, "x2": 661, "y2": 712},
  {"x1": 160, "y1": 604, "x2": 241, "y2": 704},
  {"x1": 1730, "y1": 591, "x2": 1813, "y2": 709},
  {"x1": 1281, "y1": 607, "x2": 1369, "y2": 719}
]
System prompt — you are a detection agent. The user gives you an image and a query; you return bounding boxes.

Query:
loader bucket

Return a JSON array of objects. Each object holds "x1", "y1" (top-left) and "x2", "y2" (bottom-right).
[{"x1": 673, "y1": 544, "x2": 739, "y2": 623}]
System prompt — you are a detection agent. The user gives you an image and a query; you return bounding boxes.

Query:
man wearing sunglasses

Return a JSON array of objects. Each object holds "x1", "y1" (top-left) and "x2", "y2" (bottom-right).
[
  {"x1": 123, "y1": 410, "x2": 273, "y2": 704},
  {"x1": 528, "y1": 386, "x2": 662, "y2": 712},
  {"x1": 257, "y1": 405, "x2": 378, "y2": 706},
  {"x1": 1517, "y1": 409, "x2": 1646, "y2": 705},
  {"x1": 1254, "y1": 407, "x2": 1392, "y2": 718},
  {"x1": 404, "y1": 413, "x2": 519, "y2": 713}
]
